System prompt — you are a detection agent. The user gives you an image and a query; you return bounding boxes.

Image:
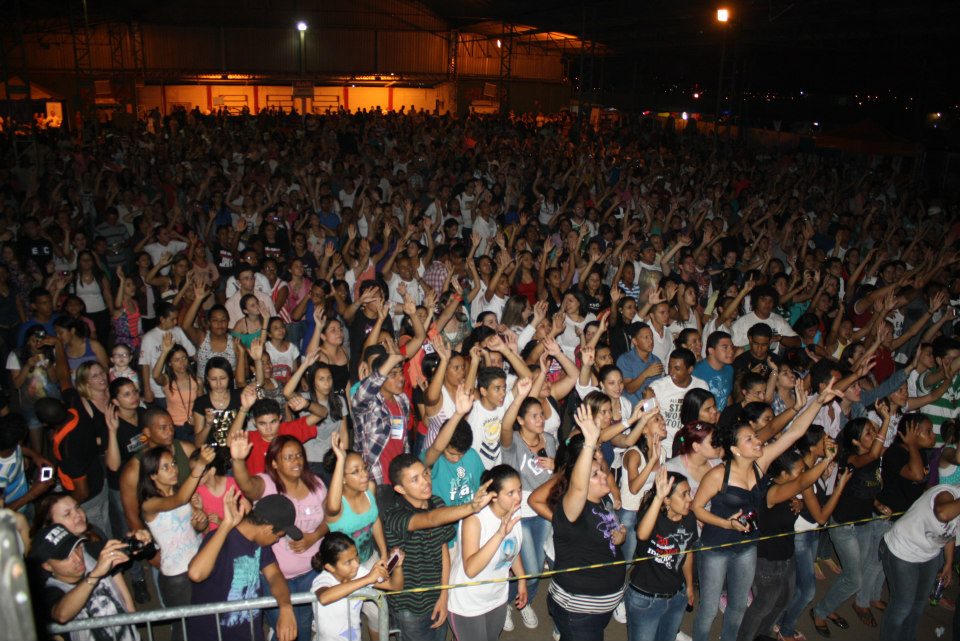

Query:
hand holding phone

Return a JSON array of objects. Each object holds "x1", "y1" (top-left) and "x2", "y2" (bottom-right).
[{"x1": 385, "y1": 548, "x2": 404, "y2": 574}]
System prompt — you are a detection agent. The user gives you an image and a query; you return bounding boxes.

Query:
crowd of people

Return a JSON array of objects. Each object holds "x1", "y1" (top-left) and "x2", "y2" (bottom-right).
[{"x1": 0, "y1": 104, "x2": 959, "y2": 641}]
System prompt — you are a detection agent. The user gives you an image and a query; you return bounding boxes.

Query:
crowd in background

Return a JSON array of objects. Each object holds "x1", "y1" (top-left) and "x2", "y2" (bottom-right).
[{"x1": 0, "y1": 105, "x2": 959, "y2": 641}]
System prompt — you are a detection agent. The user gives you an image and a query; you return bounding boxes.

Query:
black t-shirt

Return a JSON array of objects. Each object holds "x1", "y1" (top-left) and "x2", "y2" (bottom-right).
[
  {"x1": 582, "y1": 287, "x2": 610, "y2": 316},
  {"x1": 629, "y1": 512, "x2": 698, "y2": 594},
  {"x1": 757, "y1": 493, "x2": 797, "y2": 560},
  {"x1": 348, "y1": 309, "x2": 394, "y2": 375},
  {"x1": 193, "y1": 389, "x2": 243, "y2": 446},
  {"x1": 877, "y1": 444, "x2": 929, "y2": 517},
  {"x1": 54, "y1": 400, "x2": 106, "y2": 500},
  {"x1": 834, "y1": 458, "x2": 882, "y2": 524},
  {"x1": 19, "y1": 237, "x2": 54, "y2": 269},
  {"x1": 552, "y1": 497, "x2": 625, "y2": 596},
  {"x1": 732, "y1": 350, "x2": 777, "y2": 379},
  {"x1": 106, "y1": 410, "x2": 146, "y2": 490}
]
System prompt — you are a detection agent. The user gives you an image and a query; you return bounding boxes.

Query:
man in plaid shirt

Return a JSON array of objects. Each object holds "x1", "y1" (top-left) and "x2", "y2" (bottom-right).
[{"x1": 352, "y1": 347, "x2": 411, "y2": 484}]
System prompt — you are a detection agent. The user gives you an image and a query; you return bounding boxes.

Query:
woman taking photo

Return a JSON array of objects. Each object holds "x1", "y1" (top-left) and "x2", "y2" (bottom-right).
[
  {"x1": 230, "y1": 432, "x2": 329, "y2": 641},
  {"x1": 692, "y1": 379, "x2": 840, "y2": 641},
  {"x1": 138, "y1": 444, "x2": 215, "y2": 639},
  {"x1": 625, "y1": 467, "x2": 697, "y2": 641},
  {"x1": 546, "y1": 404, "x2": 626, "y2": 641}
]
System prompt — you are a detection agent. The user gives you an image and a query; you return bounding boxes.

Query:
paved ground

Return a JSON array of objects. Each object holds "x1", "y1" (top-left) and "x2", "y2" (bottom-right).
[{"x1": 123, "y1": 566, "x2": 955, "y2": 640}]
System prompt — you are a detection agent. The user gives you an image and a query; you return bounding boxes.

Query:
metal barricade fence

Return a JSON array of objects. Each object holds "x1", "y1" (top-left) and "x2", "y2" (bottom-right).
[
  {"x1": 0, "y1": 511, "x2": 38, "y2": 641},
  {"x1": 46, "y1": 588, "x2": 390, "y2": 641}
]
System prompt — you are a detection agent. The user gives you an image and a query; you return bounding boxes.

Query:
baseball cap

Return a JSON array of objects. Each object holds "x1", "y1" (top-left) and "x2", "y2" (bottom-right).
[
  {"x1": 30, "y1": 525, "x2": 86, "y2": 562},
  {"x1": 252, "y1": 495, "x2": 302, "y2": 540}
]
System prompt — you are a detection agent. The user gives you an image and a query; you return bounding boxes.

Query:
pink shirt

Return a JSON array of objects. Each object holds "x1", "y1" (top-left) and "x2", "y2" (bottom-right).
[
  {"x1": 259, "y1": 473, "x2": 327, "y2": 578},
  {"x1": 195, "y1": 477, "x2": 239, "y2": 531}
]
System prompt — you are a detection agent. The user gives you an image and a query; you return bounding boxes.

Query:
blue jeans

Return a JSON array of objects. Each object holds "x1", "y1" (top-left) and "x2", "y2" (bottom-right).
[
  {"x1": 778, "y1": 529, "x2": 818, "y2": 637},
  {"x1": 509, "y1": 516, "x2": 552, "y2": 605},
  {"x1": 693, "y1": 545, "x2": 757, "y2": 641},
  {"x1": 262, "y1": 570, "x2": 317, "y2": 641},
  {"x1": 879, "y1": 540, "x2": 941, "y2": 641},
  {"x1": 813, "y1": 519, "x2": 886, "y2": 618},
  {"x1": 391, "y1": 608, "x2": 448, "y2": 641},
  {"x1": 547, "y1": 594, "x2": 613, "y2": 641},
  {"x1": 625, "y1": 587, "x2": 688, "y2": 641},
  {"x1": 81, "y1": 483, "x2": 112, "y2": 539},
  {"x1": 618, "y1": 507, "x2": 639, "y2": 566}
]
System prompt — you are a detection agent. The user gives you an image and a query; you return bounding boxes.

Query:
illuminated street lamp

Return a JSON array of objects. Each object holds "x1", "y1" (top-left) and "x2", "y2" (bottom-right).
[
  {"x1": 714, "y1": 8, "x2": 730, "y2": 143},
  {"x1": 297, "y1": 22, "x2": 307, "y2": 75},
  {"x1": 297, "y1": 21, "x2": 308, "y2": 32}
]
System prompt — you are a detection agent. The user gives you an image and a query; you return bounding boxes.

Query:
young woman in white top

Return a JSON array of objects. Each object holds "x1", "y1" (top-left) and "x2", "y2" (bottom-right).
[
  {"x1": 138, "y1": 444, "x2": 214, "y2": 640},
  {"x1": 448, "y1": 464, "x2": 527, "y2": 641},
  {"x1": 619, "y1": 407, "x2": 666, "y2": 563}
]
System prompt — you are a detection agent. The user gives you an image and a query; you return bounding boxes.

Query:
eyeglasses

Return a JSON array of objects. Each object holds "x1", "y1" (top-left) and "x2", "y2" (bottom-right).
[{"x1": 281, "y1": 453, "x2": 305, "y2": 462}]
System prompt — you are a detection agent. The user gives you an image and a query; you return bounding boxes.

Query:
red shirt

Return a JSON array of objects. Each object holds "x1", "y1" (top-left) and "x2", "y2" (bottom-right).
[
  {"x1": 244, "y1": 417, "x2": 316, "y2": 476},
  {"x1": 379, "y1": 398, "x2": 408, "y2": 484}
]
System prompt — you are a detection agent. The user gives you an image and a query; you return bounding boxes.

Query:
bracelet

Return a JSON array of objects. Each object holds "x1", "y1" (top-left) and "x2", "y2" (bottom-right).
[
  {"x1": 84, "y1": 573, "x2": 103, "y2": 586},
  {"x1": 191, "y1": 473, "x2": 203, "y2": 479}
]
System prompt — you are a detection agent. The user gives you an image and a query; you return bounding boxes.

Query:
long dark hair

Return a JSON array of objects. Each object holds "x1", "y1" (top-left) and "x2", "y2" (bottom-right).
[
  {"x1": 308, "y1": 363, "x2": 344, "y2": 422},
  {"x1": 32, "y1": 492, "x2": 102, "y2": 544},
  {"x1": 638, "y1": 471, "x2": 688, "y2": 516},
  {"x1": 680, "y1": 388, "x2": 715, "y2": 426},
  {"x1": 265, "y1": 436, "x2": 323, "y2": 495},
  {"x1": 137, "y1": 446, "x2": 174, "y2": 505},
  {"x1": 837, "y1": 417, "x2": 870, "y2": 468}
]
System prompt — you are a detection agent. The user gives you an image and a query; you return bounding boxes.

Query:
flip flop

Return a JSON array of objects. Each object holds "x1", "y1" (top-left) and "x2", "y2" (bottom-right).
[
  {"x1": 827, "y1": 614, "x2": 850, "y2": 630},
  {"x1": 852, "y1": 606, "x2": 875, "y2": 628},
  {"x1": 809, "y1": 610, "x2": 830, "y2": 638}
]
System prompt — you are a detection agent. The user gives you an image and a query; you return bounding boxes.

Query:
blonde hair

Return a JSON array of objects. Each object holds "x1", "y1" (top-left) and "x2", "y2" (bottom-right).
[{"x1": 74, "y1": 361, "x2": 106, "y2": 400}]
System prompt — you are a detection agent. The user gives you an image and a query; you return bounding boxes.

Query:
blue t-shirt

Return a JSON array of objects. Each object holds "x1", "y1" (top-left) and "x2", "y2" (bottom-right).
[
  {"x1": 692, "y1": 360, "x2": 734, "y2": 412},
  {"x1": 0, "y1": 446, "x2": 28, "y2": 505},
  {"x1": 616, "y1": 349, "x2": 663, "y2": 405},
  {"x1": 424, "y1": 448, "x2": 484, "y2": 507}
]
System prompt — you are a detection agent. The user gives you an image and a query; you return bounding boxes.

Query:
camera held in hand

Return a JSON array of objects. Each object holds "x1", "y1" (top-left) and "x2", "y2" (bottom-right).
[
  {"x1": 737, "y1": 510, "x2": 759, "y2": 534},
  {"x1": 120, "y1": 535, "x2": 157, "y2": 561}
]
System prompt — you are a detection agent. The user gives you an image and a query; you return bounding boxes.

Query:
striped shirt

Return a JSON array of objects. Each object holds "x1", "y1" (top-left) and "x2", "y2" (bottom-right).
[
  {"x1": 0, "y1": 446, "x2": 28, "y2": 504},
  {"x1": 917, "y1": 368, "x2": 960, "y2": 440}
]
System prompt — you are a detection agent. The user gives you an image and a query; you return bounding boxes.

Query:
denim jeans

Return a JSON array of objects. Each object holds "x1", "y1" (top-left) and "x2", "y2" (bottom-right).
[
  {"x1": 262, "y1": 570, "x2": 317, "y2": 641},
  {"x1": 509, "y1": 516, "x2": 552, "y2": 604},
  {"x1": 693, "y1": 545, "x2": 758, "y2": 641},
  {"x1": 778, "y1": 529, "x2": 818, "y2": 637},
  {"x1": 81, "y1": 483, "x2": 112, "y2": 539},
  {"x1": 625, "y1": 587, "x2": 688, "y2": 641},
  {"x1": 547, "y1": 594, "x2": 614, "y2": 641},
  {"x1": 738, "y1": 557, "x2": 794, "y2": 641},
  {"x1": 157, "y1": 572, "x2": 192, "y2": 641},
  {"x1": 879, "y1": 540, "x2": 941, "y2": 641},
  {"x1": 813, "y1": 519, "x2": 886, "y2": 618},
  {"x1": 618, "y1": 507, "x2": 639, "y2": 566},
  {"x1": 391, "y1": 608, "x2": 449, "y2": 641}
]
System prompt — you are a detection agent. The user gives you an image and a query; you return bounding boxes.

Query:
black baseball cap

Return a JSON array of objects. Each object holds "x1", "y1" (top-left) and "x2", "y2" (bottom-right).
[
  {"x1": 253, "y1": 495, "x2": 302, "y2": 540},
  {"x1": 30, "y1": 525, "x2": 86, "y2": 562}
]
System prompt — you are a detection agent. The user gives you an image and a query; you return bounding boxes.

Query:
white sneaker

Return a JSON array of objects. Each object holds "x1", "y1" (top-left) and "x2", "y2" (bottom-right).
[
  {"x1": 519, "y1": 604, "x2": 539, "y2": 628},
  {"x1": 552, "y1": 625, "x2": 561, "y2": 641},
  {"x1": 503, "y1": 606, "x2": 515, "y2": 632},
  {"x1": 613, "y1": 601, "x2": 627, "y2": 623},
  {"x1": 676, "y1": 633, "x2": 693, "y2": 641}
]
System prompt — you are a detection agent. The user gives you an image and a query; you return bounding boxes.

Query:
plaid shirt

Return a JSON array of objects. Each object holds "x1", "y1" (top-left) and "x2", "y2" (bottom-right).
[
  {"x1": 353, "y1": 369, "x2": 412, "y2": 484},
  {"x1": 422, "y1": 260, "x2": 450, "y2": 296}
]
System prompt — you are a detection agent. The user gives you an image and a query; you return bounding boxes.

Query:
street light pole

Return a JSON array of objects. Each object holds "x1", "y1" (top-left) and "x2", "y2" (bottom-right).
[
  {"x1": 715, "y1": 8, "x2": 729, "y2": 145},
  {"x1": 297, "y1": 21, "x2": 307, "y2": 123}
]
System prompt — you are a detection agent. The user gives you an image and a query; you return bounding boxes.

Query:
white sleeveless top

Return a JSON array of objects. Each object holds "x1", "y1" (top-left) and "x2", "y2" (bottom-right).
[
  {"x1": 426, "y1": 385, "x2": 457, "y2": 447},
  {"x1": 619, "y1": 445, "x2": 653, "y2": 511},
  {"x1": 76, "y1": 276, "x2": 107, "y2": 313},
  {"x1": 448, "y1": 505, "x2": 523, "y2": 617},
  {"x1": 147, "y1": 502, "x2": 202, "y2": 576}
]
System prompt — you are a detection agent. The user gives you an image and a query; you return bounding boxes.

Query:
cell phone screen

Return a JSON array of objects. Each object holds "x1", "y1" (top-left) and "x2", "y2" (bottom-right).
[
  {"x1": 40, "y1": 466, "x2": 54, "y2": 482},
  {"x1": 386, "y1": 550, "x2": 401, "y2": 573}
]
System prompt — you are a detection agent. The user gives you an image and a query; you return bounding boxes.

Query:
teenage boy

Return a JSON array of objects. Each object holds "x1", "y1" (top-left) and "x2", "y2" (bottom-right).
[
  {"x1": 188, "y1": 489, "x2": 300, "y2": 641},
  {"x1": 383, "y1": 453, "x2": 492, "y2": 641},
  {"x1": 693, "y1": 331, "x2": 736, "y2": 412},
  {"x1": 731, "y1": 285, "x2": 800, "y2": 350},
  {"x1": 226, "y1": 386, "x2": 326, "y2": 476},
  {"x1": 616, "y1": 321, "x2": 664, "y2": 406},
  {"x1": 732, "y1": 322, "x2": 777, "y2": 379},
  {"x1": 16, "y1": 287, "x2": 59, "y2": 347},
  {"x1": 468, "y1": 367, "x2": 512, "y2": 470},
  {"x1": 421, "y1": 384, "x2": 484, "y2": 506},
  {"x1": 0, "y1": 413, "x2": 54, "y2": 512},
  {"x1": 646, "y1": 348, "x2": 709, "y2": 455},
  {"x1": 353, "y1": 347, "x2": 410, "y2": 484}
]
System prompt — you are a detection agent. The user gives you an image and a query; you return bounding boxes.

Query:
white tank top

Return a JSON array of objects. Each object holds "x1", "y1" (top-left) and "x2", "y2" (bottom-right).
[
  {"x1": 426, "y1": 385, "x2": 457, "y2": 447},
  {"x1": 147, "y1": 502, "x2": 202, "y2": 576},
  {"x1": 619, "y1": 445, "x2": 653, "y2": 511},
  {"x1": 448, "y1": 505, "x2": 523, "y2": 617},
  {"x1": 75, "y1": 276, "x2": 107, "y2": 313}
]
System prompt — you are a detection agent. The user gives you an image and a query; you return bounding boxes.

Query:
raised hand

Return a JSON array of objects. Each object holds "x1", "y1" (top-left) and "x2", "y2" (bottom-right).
[
  {"x1": 454, "y1": 383, "x2": 474, "y2": 415},
  {"x1": 240, "y1": 384, "x2": 258, "y2": 410},
  {"x1": 287, "y1": 395, "x2": 309, "y2": 413},
  {"x1": 229, "y1": 430, "x2": 253, "y2": 462},
  {"x1": 653, "y1": 465, "x2": 674, "y2": 500},
  {"x1": 515, "y1": 376, "x2": 533, "y2": 399},
  {"x1": 470, "y1": 479, "x2": 495, "y2": 513},
  {"x1": 574, "y1": 404, "x2": 601, "y2": 445}
]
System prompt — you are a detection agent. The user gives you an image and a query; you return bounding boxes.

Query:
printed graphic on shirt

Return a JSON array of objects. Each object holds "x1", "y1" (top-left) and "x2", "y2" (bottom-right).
[
  {"x1": 494, "y1": 536, "x2": 519, "y2": 571},
  {"x1": 223, "y1": 548, "x2": 262, "y2": 627},
  {"x1": 645, "y1": 524, "x2": 696, "y2": 572},
  {"x1": 446, "y1": 465, "x2": 475, "y2": 505},
  {"x1": 592, "y1": 504, "x2": 622, "y2": 556},
  {"x1": 479, "y1": 417, "x2": 502, "y2": 464}
]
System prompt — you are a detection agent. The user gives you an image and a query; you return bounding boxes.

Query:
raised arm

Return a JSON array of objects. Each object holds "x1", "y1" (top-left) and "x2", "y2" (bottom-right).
[
  {"x1": 562, "y1": 404, "x2": 602, "y2": 523},
  {"x1": 424, "y1": 384, "x2": 474, "y2": 466},
  {"x1": 228, "y1": 429, "x2": 266, "y2": 501}
]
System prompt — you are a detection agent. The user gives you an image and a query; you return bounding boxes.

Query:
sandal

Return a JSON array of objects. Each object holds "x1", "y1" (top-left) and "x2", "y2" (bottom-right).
[
  {"x1": 827, "y1": 614, "x2": 850, "y2": 630},
  {"x1": 809, "y1": 610, "x2": 830, "y2": 638},
  {"x1": 813, "y1": 562, "x2": 825, "y2": 581},
  {"x1": 852, "y1": 606, "x2": 876, "y2": 628}
]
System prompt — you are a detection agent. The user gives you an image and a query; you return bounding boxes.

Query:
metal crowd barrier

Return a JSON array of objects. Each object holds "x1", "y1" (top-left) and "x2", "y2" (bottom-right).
[
  {"x1": 46, "y1": 587, "x2": 390, "y2": 640},
  {"x1": 0, "y1": 511, "x2": 38, "y2": 641}
]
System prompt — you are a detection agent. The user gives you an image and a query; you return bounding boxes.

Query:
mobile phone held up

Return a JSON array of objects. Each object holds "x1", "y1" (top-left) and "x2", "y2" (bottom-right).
[
  {"x1": 386, "y1": 549, "x2": 402, "y2": 574},
  {"x1": 40, "y1": 466, "x2": 54, "y2": 482}
]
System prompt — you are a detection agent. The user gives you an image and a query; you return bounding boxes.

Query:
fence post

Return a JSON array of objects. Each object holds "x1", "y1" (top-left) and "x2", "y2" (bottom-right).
[{"x1": 0, "y1": 510, "x2": 38, "y2": 641}]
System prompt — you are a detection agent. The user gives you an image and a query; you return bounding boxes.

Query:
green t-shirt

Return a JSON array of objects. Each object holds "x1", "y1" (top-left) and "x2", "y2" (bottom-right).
[{"x1": 422, "y1": 447, "x2": 484, "y2": 507}]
